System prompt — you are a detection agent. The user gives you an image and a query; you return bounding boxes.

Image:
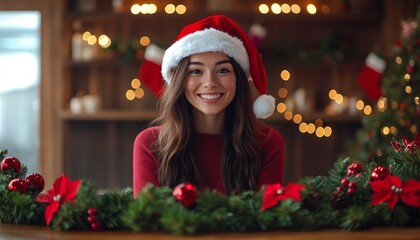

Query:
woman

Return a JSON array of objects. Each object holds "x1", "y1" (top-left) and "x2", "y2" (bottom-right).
[{"x1": 133, "y1": 15, "x2": 284, "y2": 197}]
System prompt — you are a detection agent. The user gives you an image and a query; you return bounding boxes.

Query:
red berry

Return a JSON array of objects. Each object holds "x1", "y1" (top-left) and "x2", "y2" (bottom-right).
[
  {"x1": 347, "y1": 187, "x2": 356, "y2": 194},
  {"x1": 347, "y1": 162, "x2": 364, "y2": 175},
  {"x1": 91, "y1": 221, "x2": 101, "y2": 230},
  {"x1": 348, "y1": 181, "x2": 357, "y2": 189},
  {"x1": 341, "y1": 178, "x2": 350, "y2": 187},
  {"x1": 87, "y1": 208, "x2": 97, "y2": 216},
  {"x1": 87, "y1": 215, "x2": 97, "y2": 223}
]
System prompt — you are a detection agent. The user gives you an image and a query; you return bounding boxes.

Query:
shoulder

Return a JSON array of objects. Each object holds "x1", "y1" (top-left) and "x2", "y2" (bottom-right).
[
  {"x1": 134, "y1": 125, "x2": 161, "y2": 146},
  {"x1": 257, "y1": 124, "x2": 284, "y2": 144}
]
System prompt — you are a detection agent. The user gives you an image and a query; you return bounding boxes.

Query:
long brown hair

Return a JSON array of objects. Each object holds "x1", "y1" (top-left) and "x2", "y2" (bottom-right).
[{"x1": 151, "y1": 56, "x2": 261, "y2": 195}]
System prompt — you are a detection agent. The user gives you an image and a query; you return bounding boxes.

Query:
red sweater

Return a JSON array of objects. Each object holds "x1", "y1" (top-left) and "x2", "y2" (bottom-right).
[{"x1": 133, "y1": 125, "x2": 285, "y2": 197}]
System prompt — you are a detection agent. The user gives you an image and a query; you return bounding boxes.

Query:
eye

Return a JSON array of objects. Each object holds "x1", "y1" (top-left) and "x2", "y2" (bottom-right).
[
  {"x1": 217, "y1": 67, "x2": 232, "y2": 75},
  {"x1": 188, "y1": 69, "x2": 202, "y2": 75}
]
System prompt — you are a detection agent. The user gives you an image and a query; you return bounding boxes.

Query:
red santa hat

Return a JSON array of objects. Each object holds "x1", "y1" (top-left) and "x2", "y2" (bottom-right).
[{"x1": 161, "y1": 15, "x2": 275, "y2": 119}]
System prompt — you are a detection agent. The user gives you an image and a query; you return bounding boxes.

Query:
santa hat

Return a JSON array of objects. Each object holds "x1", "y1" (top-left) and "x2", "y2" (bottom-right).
[
  {"x1": 161, "y1": 15, "x2": 275, "y2": 119},
  {"x1": 139, "y1": 43, "x2": 165, "y2": 97}
]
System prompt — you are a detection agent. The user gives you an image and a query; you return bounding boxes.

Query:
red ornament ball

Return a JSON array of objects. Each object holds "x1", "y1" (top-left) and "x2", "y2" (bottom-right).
[
  {"x1": 90, "y1": 221, "x2": 101, "y2": 230},
  {"x1": 347, "y1": 162, "x2": 364, "y2": 175},
  {"x1": 25, "y1": 173, "x2": 45, "y2": 194},
  {"x1": 173, "y1": 183, "x2": 199, "y2": 208},
  {"x1": 370, "y1": 166, "x2": 390, "y2": 181},
  {"x1": 1, "y1": 157, "x2": 21, "y2": 174},
  {"x1": 8, "y1": 178, "x2": 28, "y2": 193}
]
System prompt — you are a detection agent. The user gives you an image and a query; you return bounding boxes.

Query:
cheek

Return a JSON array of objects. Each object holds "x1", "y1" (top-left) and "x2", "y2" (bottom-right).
[{"x1": 185, "y1": 79, "x2": 198, "y2": 94}]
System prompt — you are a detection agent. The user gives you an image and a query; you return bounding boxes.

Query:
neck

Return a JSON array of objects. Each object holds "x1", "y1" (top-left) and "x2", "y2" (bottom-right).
[{"x1": 192, "y1": 110, "x2": 225, "y2": 135}]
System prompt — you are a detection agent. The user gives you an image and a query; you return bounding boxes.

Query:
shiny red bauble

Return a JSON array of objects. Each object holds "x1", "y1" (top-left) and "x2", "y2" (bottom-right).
[
  {"x1": 173, "y1": 183, "x2": 199, "y2": 208},
  {"x1": 8, "y1": 178, "x2": 28, "y2": 193},
  {"x1": 1, "y1": 157, "x2": 21, "y2": 174},
  {"x1": 25, "y1": 173, "x2": 45, "y2": 194}
]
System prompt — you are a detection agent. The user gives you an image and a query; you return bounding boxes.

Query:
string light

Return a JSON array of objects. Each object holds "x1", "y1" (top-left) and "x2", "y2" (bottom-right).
[{"x1": 259, "y1": 4, "x2": 270, "y2": 14}]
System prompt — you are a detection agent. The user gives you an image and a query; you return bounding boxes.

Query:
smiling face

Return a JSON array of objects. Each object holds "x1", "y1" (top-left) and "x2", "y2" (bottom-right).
[{"x1": 184, "y1": 51, "x2": 237, "y2": 119}]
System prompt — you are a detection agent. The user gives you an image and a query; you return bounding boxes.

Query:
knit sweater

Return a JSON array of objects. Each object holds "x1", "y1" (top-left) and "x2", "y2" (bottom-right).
[{"x1": 133, "y1": 125, "x2": 285, "y2": 197}]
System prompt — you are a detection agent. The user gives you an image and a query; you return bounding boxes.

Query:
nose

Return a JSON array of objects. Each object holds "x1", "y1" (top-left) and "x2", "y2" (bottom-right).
[{"x1": 202, "y1": 72, "x2": 218, "y2": 88}]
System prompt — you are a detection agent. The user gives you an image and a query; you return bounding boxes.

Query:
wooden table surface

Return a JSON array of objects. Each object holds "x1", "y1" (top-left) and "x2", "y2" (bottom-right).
[{"x1": 0, "y1": 224, "x2": 419, "y2": 240}]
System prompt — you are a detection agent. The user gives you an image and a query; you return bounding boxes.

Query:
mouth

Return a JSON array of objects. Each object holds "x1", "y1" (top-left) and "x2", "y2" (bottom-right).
[{"x1": 198, "y1": 93, "x2": 223, "y2": 101}]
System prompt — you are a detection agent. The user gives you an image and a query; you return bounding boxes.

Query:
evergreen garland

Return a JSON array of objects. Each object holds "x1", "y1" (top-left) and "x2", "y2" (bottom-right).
[{"x1": 0, "y1": 135, "x2": 418, "y2": 235}]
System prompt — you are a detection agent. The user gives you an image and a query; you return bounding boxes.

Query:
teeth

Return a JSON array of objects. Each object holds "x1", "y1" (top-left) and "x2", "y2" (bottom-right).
[{"x1": 200, "y1": 94, "x2": 221, "y2": 100}]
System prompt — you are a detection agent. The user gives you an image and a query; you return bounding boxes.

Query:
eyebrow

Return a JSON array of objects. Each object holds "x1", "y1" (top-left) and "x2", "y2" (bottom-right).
[{"x1": 188, "y1": 59, "x2": 232, "y2": 66}]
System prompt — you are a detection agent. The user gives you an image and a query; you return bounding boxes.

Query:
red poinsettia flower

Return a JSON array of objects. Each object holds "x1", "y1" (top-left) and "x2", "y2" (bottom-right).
[
  {"x1": 35, "y1": 174, "x2": 82, "y2": 225},
  {"x1": 261, "y1": 183, "x2": 305, "y2": 211},
  {"x1": 370, "y1": 175, "x2": 420, "y2": 210},
  {"x1": 391, "y1": 133, "x2": 420, "y2": 154}
]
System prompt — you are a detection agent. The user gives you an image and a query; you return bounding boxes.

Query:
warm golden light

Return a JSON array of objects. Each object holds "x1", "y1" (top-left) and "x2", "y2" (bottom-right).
[
  {"x1": 324, "y1": 126, "x2": 332, "y2": 137},
  {"x1": 165, "y1": 4, "x2": 176, "y2": 14},
  {"x1": 277, "y1": 102, "x2": 287, "y2": 113},
  {"x1": 131, "y1": 78, "x2": 141, "y2": 89},
  {"x1": 307, "y1": 123, "x2": 316, "y2": 134},
  {"x1": 293, "y1": 114, "x2": 302, "y2": 124},
  {"x1": 82, "y1": 31, "x2": 91, "y2": 41},
  {"x1": 135, "y1": 88, "x2": 145, "y2": 99},
  {"x1": 271, "y1": 3, "x2": 281, "y2": 14},
  {"x1": 307, "y1": 4, "x2": 317, "y2": 14},
  {"x1": 126, "y1": 89, "x2": 135, "y2": 100},
  {"x1": 315, "y1": 127, "x2": 324, "y2": 138},
  {"x1": 382, "y1": 126, "x2": 390, "y2": 135},
  {"x1": 356, "y1": 100, "x2": 364, "y2": 110},
  {"x1": 131, "y1": 4, "x2": 141, "y2": 14},
  {"x1": 328, "y1": 89, "x2": 337, "y2": 100},
  {"x1": 415, "y1": 96, "x2": 420, "y2": 105},
  {"x1": 299, "y1": 122, "x2": 308, "y2": 133},
  {"x1": 176, "y1": 4, "x2": 186, "y2": 14},
  {"x1": 259, "y1": 4, "x2": 269, "y2": 14},
  {"x1": 278, "y1": 88, "x2": 288, "y2": 98},
  {"x1": 87, "y1": 35, "x2": 97, "y2": 45},
  {"x1": 363, "y1": 105, "x2": 372, "y2": 115},
  {"x1": 291, "y1": 4, "x2": 301, "y2": 14},
  {"x1": 98, "y1": 34, "x2": 111, "y2": 48},
  {"x1": 284, "y1": 111, "x2": 293, "y2": 120},
  {"x1": 404, "y1": 73, "x2": 411, "y2": 81},
  {"x1": 405, "y1": 86, "x2": 412, "y2": 94},
  {"x1": 376, "y1": 149, "x2": 383, "y2": 156},
  {"x1": 395, "y1": 56, "x2": 402, "y2": 64},
  {"x1": 281, "y1": 4, "x2": 291, "y2": 13},
  {"x1": 390, "y1": 126, "x2": 398, "y2": 136},
  {"x1": 139, "y1": 36, "x2": 151, "y2": 46},
  {"x1": 280, "y1": 70, "x2": 290, "y2": 81},
  {"x1": 335, "y1": 94, "x2": 344, "y2": 104}
]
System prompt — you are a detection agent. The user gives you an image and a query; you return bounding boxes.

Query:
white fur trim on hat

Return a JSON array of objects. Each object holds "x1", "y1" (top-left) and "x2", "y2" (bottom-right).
[
  {"x1": 253, "y1": 94, "x2": 275, "y2": 119},
  {"x1": 161, "y1": 28, "x2": 250, "y2": 83}
]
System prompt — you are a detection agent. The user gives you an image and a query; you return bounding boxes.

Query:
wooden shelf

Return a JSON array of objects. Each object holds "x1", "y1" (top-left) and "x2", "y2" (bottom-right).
[{"x1": 59, "y1": 110, "x2": 159, "y2": 121}]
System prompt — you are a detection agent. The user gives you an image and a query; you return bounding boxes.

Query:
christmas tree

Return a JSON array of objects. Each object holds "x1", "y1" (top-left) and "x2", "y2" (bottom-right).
[{"x1": 345, "y1": 7, "x2": 420, "y2": 165}]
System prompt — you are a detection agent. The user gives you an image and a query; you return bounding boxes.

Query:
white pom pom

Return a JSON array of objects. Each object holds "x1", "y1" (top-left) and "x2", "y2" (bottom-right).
[{"x1": 253, "y1": 94, "x2": 275, "y2": 119}]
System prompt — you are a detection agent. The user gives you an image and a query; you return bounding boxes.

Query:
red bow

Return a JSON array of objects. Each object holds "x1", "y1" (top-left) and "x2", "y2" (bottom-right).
[
  {"x1": 261, "y1": 183, "x2": 305, "y2": 211},
  {"x1": 390, "y1": 133, "x2": 419, "y2": 154},
  {"x1": 36, "y1": 174, "x2": 82, "y2": 225},
  {"x1": 370, "y1": 175, "x2": 420, "y2": 210}
]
